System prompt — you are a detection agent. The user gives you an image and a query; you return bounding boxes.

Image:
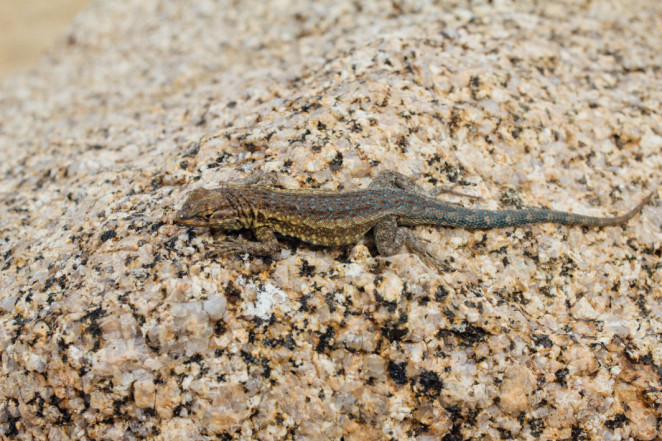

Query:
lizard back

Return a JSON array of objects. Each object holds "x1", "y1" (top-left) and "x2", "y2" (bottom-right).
[{"x1": 230, "y1": 186, "x2": 409, "y2": 246}]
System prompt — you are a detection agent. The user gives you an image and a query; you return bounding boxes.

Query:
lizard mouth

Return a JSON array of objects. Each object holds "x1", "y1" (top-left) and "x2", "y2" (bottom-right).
[{"x1": 172, "y1": 212, "x2": 207, "y2": 226}]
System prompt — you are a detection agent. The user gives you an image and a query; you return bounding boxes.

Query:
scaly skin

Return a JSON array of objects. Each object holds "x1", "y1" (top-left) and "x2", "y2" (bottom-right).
[{"x1": 174, "y1": 170, "x2": 653, "y2": 270}]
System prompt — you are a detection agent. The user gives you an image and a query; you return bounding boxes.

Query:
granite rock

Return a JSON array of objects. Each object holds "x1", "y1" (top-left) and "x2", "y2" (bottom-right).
[{"x1": 1, "y1": 0, "x2": 661, "y2": 439}]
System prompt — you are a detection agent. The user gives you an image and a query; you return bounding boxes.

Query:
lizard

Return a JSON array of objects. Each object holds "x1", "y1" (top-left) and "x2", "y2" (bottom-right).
[{"x1": 173, "y1": 170, "x2": 654, "y2": 270}]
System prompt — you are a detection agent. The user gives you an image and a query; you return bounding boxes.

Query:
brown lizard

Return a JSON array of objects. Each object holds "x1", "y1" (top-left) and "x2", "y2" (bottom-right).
[{"x1": 174, "y1": 170, "x2": 653, "y2": 269}]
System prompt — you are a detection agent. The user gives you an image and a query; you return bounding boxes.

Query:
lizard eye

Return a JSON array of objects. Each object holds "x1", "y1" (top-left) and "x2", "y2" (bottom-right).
[{"x1": 203, "y1": 212, "x2": 213, "y2": 220}]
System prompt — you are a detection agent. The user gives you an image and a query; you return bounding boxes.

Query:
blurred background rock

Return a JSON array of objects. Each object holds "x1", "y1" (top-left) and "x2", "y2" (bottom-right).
[{"x1": 0, "y1": 0, "x2": 89, "y2": 79}]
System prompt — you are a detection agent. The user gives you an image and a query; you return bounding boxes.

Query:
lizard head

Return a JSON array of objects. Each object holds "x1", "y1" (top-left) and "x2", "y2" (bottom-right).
[{"x1": 174, "y1": 187, "x2": 244, "y2": 230}]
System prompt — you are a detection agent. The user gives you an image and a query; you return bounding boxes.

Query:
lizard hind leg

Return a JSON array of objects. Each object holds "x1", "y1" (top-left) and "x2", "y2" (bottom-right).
[
  {"x1": 368, "y1": 170, "x2": 425, "y2": 192},
  {"x1": 368, "y1": 170, "x2": 479, "y2": 201},
  {"x1": 427, "y1": 186, "x2": 481, "y2": 201},
  {"x1": 373, "y1": 217, "x2": 446, "y2": 271},
  {"x1": 229, "y1": 171, "x2": 279, "y2": 187}
]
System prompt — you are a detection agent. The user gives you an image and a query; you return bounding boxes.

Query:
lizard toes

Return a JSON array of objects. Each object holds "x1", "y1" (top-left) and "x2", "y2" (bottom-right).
[
  {"x1": 422, "y1": 250, "x2": 450, "y2": 272},
  {"x1": 209, "y1": 239, "x2": 247, "y2": 255}
]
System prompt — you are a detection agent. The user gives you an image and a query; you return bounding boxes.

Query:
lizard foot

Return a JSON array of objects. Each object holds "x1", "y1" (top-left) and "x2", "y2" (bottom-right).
[
  {"x1": 208, "y1": 235, "x2": 281, "y2": 257},
  {"x1": 207, "y1": 238, "x2": 254, "y2": 256},
  {"x1": 374, "y1": 217, "x2": 452, "y2": 272},
  {"x1": 405, "y1": 238, "x2": 453, "y2": 272}
]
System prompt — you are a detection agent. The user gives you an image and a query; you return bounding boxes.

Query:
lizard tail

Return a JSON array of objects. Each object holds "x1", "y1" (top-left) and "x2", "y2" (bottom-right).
[{"x1": 423, "y1": 191, "x2": 654, "y2": 229}]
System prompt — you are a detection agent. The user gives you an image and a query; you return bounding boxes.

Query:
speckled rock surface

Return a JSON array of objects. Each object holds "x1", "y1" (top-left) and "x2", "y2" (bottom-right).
[{"x1": 1, "y1": 1, "x2": 661, "y2": 440}]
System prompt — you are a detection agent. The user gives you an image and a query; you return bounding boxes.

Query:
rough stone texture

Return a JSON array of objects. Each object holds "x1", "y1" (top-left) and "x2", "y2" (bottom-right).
[{"x1": 1, "y1": 0, "x2": 661, "y2": 440}]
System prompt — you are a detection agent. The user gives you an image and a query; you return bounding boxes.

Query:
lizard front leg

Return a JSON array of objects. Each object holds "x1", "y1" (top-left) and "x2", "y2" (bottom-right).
[
  {"x1": 373, "y1": 216, "x2": 446, "y2": 271},
  {"x1": 209, "y1": 226, "x2": 280, "y2": 257}
]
